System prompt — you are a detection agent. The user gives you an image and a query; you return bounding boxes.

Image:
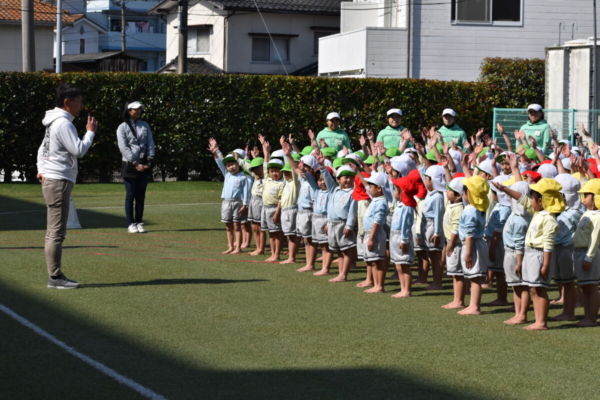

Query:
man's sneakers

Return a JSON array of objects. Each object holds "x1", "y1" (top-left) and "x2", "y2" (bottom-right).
[
  {"x1": 128, "y1": 223, "x2": 146, "y2": 233},
  {"x1": 47, "y1": 274, "x2": 80, "y2": 289}
]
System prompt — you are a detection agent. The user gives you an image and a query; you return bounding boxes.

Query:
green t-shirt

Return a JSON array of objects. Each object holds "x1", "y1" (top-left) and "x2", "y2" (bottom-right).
[
  {"x1": 438, "y1": 124, "x2": 467, "y2": 149},
  {"x1": 376, "y1": 125, "x2": 413, "y2": 149},
  {"x1": 517, "y1": 120, "x2": 551, "y2": 155},
  {"x1": 316, "y1": 128, "x2": 351, "y2": 152}
]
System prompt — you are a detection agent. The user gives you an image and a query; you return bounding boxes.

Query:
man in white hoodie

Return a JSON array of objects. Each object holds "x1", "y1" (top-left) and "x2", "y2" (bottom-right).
[{"x1": 36, "y1": 83, "x2": 98, "y2": 289}]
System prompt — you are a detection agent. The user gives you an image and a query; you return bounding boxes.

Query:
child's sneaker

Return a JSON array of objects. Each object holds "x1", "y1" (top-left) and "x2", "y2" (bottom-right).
[
  {"x1": 136, "y1": 223, "x2": 146, "y2": 233},
  {"x1": 128, "y1": 223, "x2": 138, "y2": 233},
  {"x1": 47, "y1": 274, "x2": 80, "y2": 289}
]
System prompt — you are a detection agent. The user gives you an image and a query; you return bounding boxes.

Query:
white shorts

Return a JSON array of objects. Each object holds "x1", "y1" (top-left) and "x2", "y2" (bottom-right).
[
  {"x1": 363, "y1": 229, "x2": 387, "y2": 262},
  {"x1": 419, "y1": 218, "x2": 445, "y2": 251},
  {"x1": 261, "y1": 204, "x2": 282, "y2": 233},
  {"x1": 389, "y1": 230, "x2": 415, "y2": 265},
  {"x1": 248, "y1": 195, "x2": 263, "y2": 223},
  {"x1": 573, "y1": 248, "x2": 600, "y2": 285},
  {"x1": 296, "y1": 209, "x2": 313, "y2": 238},
  {"x1": 551, "y1": 245, "x2": 575, "y2": 284},
  {"x1": 446, "y1": 241, "x2": 463, "y2": 276},
  {"x1": 461, "y1": 237, "x2": 488, "y2": 279},
  {"x1": 522, "y1": 247, "x2": 551, "y2": 288},
  {"x1": 311, "y1": 214, "x2": 328, "y2": 244},
  {"x1": 487, "y1": 237, "x2": 505, "y2": 273},
  {"x1": 221, "y1": 199, "x2": 245, "y2": 223},
  {"x1": 357, "y1": 234, "x2": 365, "y2": 260},
  {"x1": 327, "y1": 221, "x2": 357, "y2": 251},
  {"x1": 503, "y1": 247, "x2": 522, "y2": 287},
  {"x1": 281, "y1": 206, "x2": 298, "y2": 236}
]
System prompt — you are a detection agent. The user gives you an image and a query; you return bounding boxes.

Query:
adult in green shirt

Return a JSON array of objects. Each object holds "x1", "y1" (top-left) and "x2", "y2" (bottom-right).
[
  {"x1": 315, "y1": 112, "x2": 351, "y2": 152},
  {"x1": 517, "y1": 104, "x2": 552, "y2": 155},
  {"x1": 377, "y1": 108, "x2": 411, "y2": 149},
  {"x1": 438, "y1": 108, "x2": 467, "y2": 149}
]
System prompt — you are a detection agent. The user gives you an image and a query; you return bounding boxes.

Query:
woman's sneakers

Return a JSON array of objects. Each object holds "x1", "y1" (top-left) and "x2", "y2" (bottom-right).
[
  {"x1": 128, "y1": 223, "x2": 146, "y2": 233},
  {"x1": 47, "y1": 273, "x2": 80, "y2": 289}
]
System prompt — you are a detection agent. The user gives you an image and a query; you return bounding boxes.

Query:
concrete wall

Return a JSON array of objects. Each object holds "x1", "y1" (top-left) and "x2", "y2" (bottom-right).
[
  {"x1": 0, "y1": 24, "x2": 55, "y2": 71},
  {"x1": 412, "y1": 0, "x2": 600, "y2": 81},
  {"x1": 58, "y1": 20, "x2": 101, "y2": 56}
]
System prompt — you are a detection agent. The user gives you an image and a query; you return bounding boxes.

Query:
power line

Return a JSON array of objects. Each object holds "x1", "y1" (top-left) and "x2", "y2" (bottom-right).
[{"x1": 251, "y1": 0, "x2": 288, "y2": 74}]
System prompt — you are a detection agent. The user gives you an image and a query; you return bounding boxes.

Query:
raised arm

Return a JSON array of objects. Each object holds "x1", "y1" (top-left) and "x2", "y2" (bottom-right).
[{"x1": 496, "y1": 123, "x2": 513, "y2": 153}]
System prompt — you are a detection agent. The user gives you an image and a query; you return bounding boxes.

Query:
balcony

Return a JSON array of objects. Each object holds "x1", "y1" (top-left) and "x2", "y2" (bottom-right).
[
  {"x1": 99, "y1": 32, "x2": 166, "y2": 52},
  {"x1": 87, "y1": 0, "x2": 159, "y2": 13},
  {"x1": 318, "y1": 27, "x2": 408, "y2": 78}
]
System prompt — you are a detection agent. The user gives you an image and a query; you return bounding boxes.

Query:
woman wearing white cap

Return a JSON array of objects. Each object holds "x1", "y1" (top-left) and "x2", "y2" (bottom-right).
[
  {"x1": 438, "y1": 109, "x2": 467, "y2": 149},
  {"x1": 117, "y1": 101, "x2": 155, "y2": 233},
  {"x1": 315, "y1": 112, "x2": 351, "y2": 152},
  {"x1": 376, "y1": 108, "x2": 409, "y2": 150},
  {"x1": 517, "y1": 104, "x2": 551, "y2": 155}
]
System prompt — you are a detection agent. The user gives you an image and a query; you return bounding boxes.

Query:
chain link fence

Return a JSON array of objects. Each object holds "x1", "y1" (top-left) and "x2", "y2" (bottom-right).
[{"x1": 492, "y1": 108, "x2": 600, "y2": 151}]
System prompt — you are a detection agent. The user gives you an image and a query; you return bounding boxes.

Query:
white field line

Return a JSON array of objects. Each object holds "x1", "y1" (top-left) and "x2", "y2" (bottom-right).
[
  {"x1": 0, "y1": 304, "x2": 168, "y2": 400},
  {"x1": 0, "y1": 203, "x2": 220, "y2": 215}
]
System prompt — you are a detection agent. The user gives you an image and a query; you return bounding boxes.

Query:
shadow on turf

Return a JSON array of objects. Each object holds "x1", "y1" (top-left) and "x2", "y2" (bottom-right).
[
  {"x1": 0, "y1": 195, "x2": 126, "y2": 231},
  {"x1": 0, "y1": 281, "x2": 493, "y2": 400},
  {"x1": 81, "y1": 278, "x2": 269, "y2": 288}
]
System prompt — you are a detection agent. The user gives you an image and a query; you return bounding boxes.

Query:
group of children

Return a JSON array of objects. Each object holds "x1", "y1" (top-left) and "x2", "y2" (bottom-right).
[{"x1": 208, "y1": 106, "x2": 600, "y2": 331}]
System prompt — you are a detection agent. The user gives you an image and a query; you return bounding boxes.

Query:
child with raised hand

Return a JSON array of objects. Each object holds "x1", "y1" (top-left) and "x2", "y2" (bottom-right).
[
  {"x1": 495, "y1": 178, "x2": 564, "y2": 329},
  {"x1": 208, "y1": 138, "x2": 250, "y2": 255},
  {"x1": 390, "y1": 176, "x2": 418, "y2": 298},
  {"x1": 315, "y1": 150, "x2": 358, "y2": 283},
  {"x1": 232, "y1": 148, "x2": 253, "y2": 249},
  {"x1": 419, "y1": 165, "x2": 447, "y2": 290},
  {"x1": 442, "y1": 177, "x2": 465, "y2": 309},
  {"x1": 458, "y1": 175, "x2": 490, "y2": 315},
  {"x1": 359, "y1": 171, "x2": 390, "y2": 293},
  {"x1": 261, "y1": 139, "x2": 286, "y2": 262},
  {"x1": 549, "y1": 174, "x2": 583, "y2": 321},
  {"x1": 572, "y1": 179, "x2": 600, "y2": 327},
  {"x1": 238, "y1": 143, "x2": 266, "y2": 256},
  {"x1": 409, "y1": 169, "x2": 430, "y2": 285},
  {"x1": 280, "y1": 139, "x2": 301, "y2": 265},
  {"x1": 312, "y1": 162, "x2": 334, "y2": 276},
  {"x1": 485, "y1": 175, "x2": 513, "y2": 306}
]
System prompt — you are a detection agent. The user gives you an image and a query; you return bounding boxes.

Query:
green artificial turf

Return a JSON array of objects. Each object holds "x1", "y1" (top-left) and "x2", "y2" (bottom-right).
[{"x1": 1, "y1": 182, "x2": 599, "y2": 400}]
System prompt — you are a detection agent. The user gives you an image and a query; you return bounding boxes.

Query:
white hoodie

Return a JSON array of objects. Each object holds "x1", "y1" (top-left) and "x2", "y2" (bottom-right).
[{"x1": 36, "y1": 108, "x2": 95, "y2": 183}]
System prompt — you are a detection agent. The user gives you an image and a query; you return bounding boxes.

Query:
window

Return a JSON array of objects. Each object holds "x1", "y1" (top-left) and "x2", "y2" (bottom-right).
[
  {"x1": 79, "y1": 39, "x2": 85, "y2": 54},
  {"x1": 188, "y1": 27, "x2": 211, "y2": 54},
  {"x1": 451, "y1": 0, "x2": 521, "y2": 24},
  {"x1": 252, "y1": 38, "x2": 289, "y2": 63},
  {"x1": 110, "y1": 19, "x2": 153, "y2": 33},
  {"x1": 313, "y1": 32, "x2": 335, "y2": 55}
]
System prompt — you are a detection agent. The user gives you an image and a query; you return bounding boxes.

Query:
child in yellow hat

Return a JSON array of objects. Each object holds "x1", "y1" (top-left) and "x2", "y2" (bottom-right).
[
  {"x1": 456, "y1": 175, "x2": 490, "y2": 315},
  {"x1": 494, "y1": 177, "x2": 564, "y2": 330},
  {"x1": 572, "y1": 179, "x2": 600, "y2": 327}
]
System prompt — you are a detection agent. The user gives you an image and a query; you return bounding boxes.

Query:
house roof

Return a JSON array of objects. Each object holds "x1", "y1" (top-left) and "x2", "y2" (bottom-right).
[
  {"x1": 156, "y1": 57, "x2": 224, "y2": 74},
  {"x1": 149, "y1": 0, "x2": 344, "y2": 15},
  {"x1": 62, "y1": 51, "x2": 144, "y2": 63},
  {"x1": 290, "y1": 61, "x2": 318, "y2": 76},
  {"x1": 0, "y1": 0, "x2": 77, "y2": 24},
  {"x1": 69, "y1": 14, "x2": 109, "y2": 33}
]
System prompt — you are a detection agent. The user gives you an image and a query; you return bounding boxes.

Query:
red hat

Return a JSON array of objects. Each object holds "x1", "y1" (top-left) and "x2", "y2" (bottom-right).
[
  {"x1": 408, "y1": 169, "x2": 427, "y2": 199},
  {"x1": 453, "y1": 172, "x2": 465, "y2": 178},
  {"x1": 522, "y1": 170, "x2": 542, "y2": 183},
  {"x1": 587, "y1": 158, "x2": 597, "y2": 165},
  {"x1": 588, "y1": 162, "x2": 600, "y2": 179},
  {"x1": 392, "y1": 176, "x2": 418, "y2": 208}
]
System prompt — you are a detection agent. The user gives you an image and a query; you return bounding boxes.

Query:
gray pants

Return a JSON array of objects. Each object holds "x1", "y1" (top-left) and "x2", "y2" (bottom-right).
[{"x1": 42, "y1": 178, "x2": 74, "y2": 277}]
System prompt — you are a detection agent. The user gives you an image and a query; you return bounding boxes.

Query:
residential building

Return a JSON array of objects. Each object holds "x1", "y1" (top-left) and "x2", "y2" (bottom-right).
[
  {"x1": 0, "y1": 0, "x2": 75, "y2": 71},
  {"x1": 54, "y1": 14, "x2": 108, "y2": 57},
  {"x1": 148, "y1": 0, "x2": 341, "y2": 75},
  {"x1": 318, "y1": 0, "x2": 599, "y2": 82}
]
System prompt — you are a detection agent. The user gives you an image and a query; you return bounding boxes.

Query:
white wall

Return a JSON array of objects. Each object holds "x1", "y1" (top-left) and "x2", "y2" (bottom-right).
[
  {"x1": 57, "y1": 21, "x2": 101, "y2": 56},
  {"x1": 0, "y1": 24, "x2": 55, "y2": 71},
  {"x1": 412, "y1": 0, "x2": 600, "y2": 81}
]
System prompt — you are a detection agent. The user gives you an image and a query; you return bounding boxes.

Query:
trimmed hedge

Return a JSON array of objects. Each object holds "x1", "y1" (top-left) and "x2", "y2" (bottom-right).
[{"x1": 0, "y1": 62, "x2": 543, "y2": 182}]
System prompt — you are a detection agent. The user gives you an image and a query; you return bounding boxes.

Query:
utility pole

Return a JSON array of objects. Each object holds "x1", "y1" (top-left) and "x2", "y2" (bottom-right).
[
  {"x1": 121, "y1": 0, "x2": 126, "y2": 51},
  {"x1": 22, "y1": 0, "x2": 35, "y2": 71},
  {"x1": 56, "y1": 0, "x2": 63, "y2": 72},
  {"x1": 177, "y1": 0, "x2": 188, "y2": 74}
]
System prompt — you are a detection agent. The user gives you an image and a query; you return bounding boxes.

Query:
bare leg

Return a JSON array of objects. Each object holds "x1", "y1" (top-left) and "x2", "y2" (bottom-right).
[
  {"x1": 392, "y1": 264, "x2": 413, "y2": 298},
  {"x1": 550, "y1": 282, "x2": 577, "y2": 321},
  {"x1": 241, "y1": 221, "x2": 252, "y2": 249},
  {"x1": 524, "y1": 287, "x2": 549, "y2": 330},
  {"x1": 414, "y1": 250, "x2": 429, "y2": 285},
  {"x1": 314, "y1": 244, "x2": 333, "y2": 275},
  {"x1": 222, "y1": 222, "x2": 234, "y2": 254},
  {"x1": 486, "y1": 272, "x2": 509, "y2": 306},
  {"x1": 265, "y1": 232, "x2": 283, "y2": 262},
  {"x1": 329, "y1": 249, "x2": 353, "y2": 282},
  {"x1": 297, "y1": 238, "x2": 317, "y2": 272},
  {"x1": 229, "y1": 222, "x2": 243, "y2": 254},
  {"x1": 249, "y1": 224, "x2": 265, "y2": 255},
  {"x1": 426, "y1": 250, "x2": 443, "y2": 290},
  {"x1": 443, "y1": 276, "x2": 466, "y2": 309},
  {"x1": 357, "y1": 264, "x2": 374, "y2": 287},
  {"x1": 458, "y1": 277, "x2": 482, "y2": 315},
  {"x1": 281, "y1": 234, "x2": 299, "y2": 264},
  {"x1": 551, "y1": 282, "x2": 564, "y2": 304},
  {"x1": 348, "y1": 246, "x2": 358, "y2": 270},
  {"x1": 365, "y1": 259, "x2": 387, "y2": 293},
  {"x1": 482, "y1": 270, "x2": 494, "y2": 289},
  {"x1": 575, "y1": 284, "x2": 600, "y2": 327}
]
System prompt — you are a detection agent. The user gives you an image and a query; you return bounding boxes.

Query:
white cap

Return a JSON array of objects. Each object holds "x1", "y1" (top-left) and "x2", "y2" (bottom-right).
[
  {"x1": 336, "y1": 165, "x2": 354, "y2": 177},
  {"x1": 337, "y1": 149, "x2": 353, "y2": 158},
  {"x1": 365, "y1": 171, "x2": 388, "y2": 188},
  {"x1": 398, "y1": 154, "x2": 416, "y2": 171},
  {"x1": 391, "y1": 161, "x2": 409, "y2": 177},
  {"x1": 537, "y1": 164, "x2": 558, "y2": 179},
  {"x1": 572, "y1": 146, "x2": 581, "y2": 154},
  {"x1": 425, "y1": 165, "x2": 447, "y2": 192},
  {"x1": 344, "y1": 153, "x2": 361, "y2": 163},
  {"x1": 475, "y1": 159, "x2": 494, "y2": 176},
  {"x1": 446, "y1": 177, "x2": 464, "y2": 194},
  {"x1": 326, "y1": 112, "x2": 341, "y2": 121},
  {"x1": 267, "y1": 158, "x2": 284, "y2": 167},
  {"x1": 127, "y1": 101, "x2": 144, "y2": 110},
  {"x1": 271, "y1": 149, "x2": 285, "y2": 159},
  {"x1": 489, "y1": 175, "x2": 512, "y2": 206},
  {"x1": 555, "y1": 173, "x2": 582, "y2": 209},
  {"x1": 442, "y1": 108, "x2": 456, "y2": 117},
  {"x1": 560, "y1": 157, "x2": 572, "y2": 171},
  {"x1": 527, "y1": 104, "x2": 543, "y2": 112},
  {"x1": 233, "y1": 148, "x2": 246, "y2": 158},
  {"x1": 404, "y1": 148, "x2": 418, "y2": 154},
  {"x1": 300, "y1": 155, "x2": 318, "y2": 171},
  {"x1": 387, "y1": 108, "x2": 402, "y2": 117}
]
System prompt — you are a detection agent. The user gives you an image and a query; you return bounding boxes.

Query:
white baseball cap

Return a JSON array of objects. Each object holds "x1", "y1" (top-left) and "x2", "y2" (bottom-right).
[
  {"x1": 326, "y1": 112, "x2": 341, "y2": 121},
  {"x1": 365, "y1": 172, "x2": 388, "y2": 188},
  {"x1": 127, "y1": 101, "x2": 144, "y2": 110},
  {"x1": 527, "y1": 104, "x2": 543, "y2": 112},
  {"x1": 233, "y1": 148, "x2": 246, "y2": 158},
  {"x1": 442, "y1": 108, "x2": 456, "y2": 117},
  {"x1": 387, "y1": 108, "x2": 403, "y2": 117},
  {"x1": 300, "y1": 155, "x2": 318, "y2": 171},
  {"x1": 271, "y1": 149, "x2": 285, "y2": 159},
  {"x1": 336, "y1": 165, "x2": 355, "y2": 177},
  {"x1": 337, "y1": 149, "x2": 353, "y2": 158},
  {"x1": 445, "y1": 177, "x2": 464, "y2": 194}
]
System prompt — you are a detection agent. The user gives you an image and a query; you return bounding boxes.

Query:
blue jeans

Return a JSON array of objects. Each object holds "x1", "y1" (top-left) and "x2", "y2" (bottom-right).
[{"x1": 123, "y1": 174, "x2": 149, "y2": 225}]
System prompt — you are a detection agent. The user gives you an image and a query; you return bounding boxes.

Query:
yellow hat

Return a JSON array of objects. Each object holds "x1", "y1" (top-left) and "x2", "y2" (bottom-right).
[
  {"x1": 463, "y1": 175, "x2": 490, "y2": 212},
  {"x1": 502, "y1": 176, "x2": 517, "y2": 187},
  {"x1": 578, "y1": 179, "x2": 600, "y2": 209},
  {"x1": 529, "y1": 178, "x2": 565, "y2": 213}
]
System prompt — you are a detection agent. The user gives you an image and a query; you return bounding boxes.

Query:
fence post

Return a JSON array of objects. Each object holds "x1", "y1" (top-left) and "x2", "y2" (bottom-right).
[
  {"x1": 492, "y1": 108, "x2": 497, "y2": 141},
  {"x1": 570, "y1": 109, "x2": 575, "y2": 143}
]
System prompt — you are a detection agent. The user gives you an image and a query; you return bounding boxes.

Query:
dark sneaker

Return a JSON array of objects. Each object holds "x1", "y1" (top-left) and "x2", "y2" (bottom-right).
[{"x1": 47, "y1": 274, "x2": 80, "y2": 289}]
